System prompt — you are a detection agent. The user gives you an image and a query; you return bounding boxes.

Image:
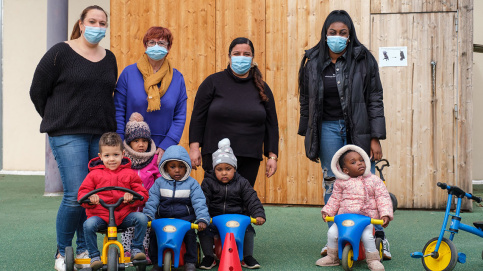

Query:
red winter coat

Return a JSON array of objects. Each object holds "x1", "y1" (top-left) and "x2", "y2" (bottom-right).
[{"x1": 78, "y1": 157, "x2": 149, "y2": 225}]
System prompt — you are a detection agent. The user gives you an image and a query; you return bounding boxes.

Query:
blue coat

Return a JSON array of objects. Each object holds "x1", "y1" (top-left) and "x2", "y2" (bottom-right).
[
  {"x1": 143, "y1": 145, "x2": 210, "y2": 225},
  {"x1": 114, "y1": 63, "x2": 187, "y2": 151}
]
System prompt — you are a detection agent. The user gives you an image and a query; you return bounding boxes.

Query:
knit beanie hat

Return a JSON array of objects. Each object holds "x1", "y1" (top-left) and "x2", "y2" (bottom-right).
[
  {"x1": 125, "y1": 112, "x2": 151, "y2": 145},
  {"x1": 212, "y1": 138, "x2": 237, "y2": 169}
]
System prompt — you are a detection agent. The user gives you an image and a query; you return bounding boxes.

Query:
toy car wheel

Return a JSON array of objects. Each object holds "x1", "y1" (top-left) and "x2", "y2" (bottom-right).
[
  {"x1": 163, "y1": 251, "x2": 172, "y2": 271},
  {"x1": 375, "y1": 238, "x2": 383, "y2": 262},
  {"x1": 390, "y1": 193, "x2": 398, "y2": 212},
  {"x1": 342, "y1": 244, "x2": 354, "y2": 271},
  {"x1": 135, "y1": 262, "x2": 147, "y2": 271},
  {"x1": 422, "y1": 237, "x2": 457, "y2": 271},
  {"x1": 107, "y1": 246, "x2": 119, "y2": 271},
  {"x1": 65, "y1": 246, "x2": 75, "y2": 271}
]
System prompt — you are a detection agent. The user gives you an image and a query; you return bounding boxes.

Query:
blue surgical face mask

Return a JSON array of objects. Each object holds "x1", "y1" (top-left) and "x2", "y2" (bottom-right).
[
  {"x1": 231, "y1": 56, "x2": 252, "y2": 75},
  {"x1": 83, "y1": 26, "x2": 106, "y2": 44},
  {"x1": 326, "y1": 35, "x2": 349, "y2": 54},
  {"x1": 145, "y1": 45, "x2": 168, "y2": 61}
]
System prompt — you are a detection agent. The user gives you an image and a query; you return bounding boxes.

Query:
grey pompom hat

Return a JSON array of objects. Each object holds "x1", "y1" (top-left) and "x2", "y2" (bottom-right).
[{"x1": 212, "y1": 138, "x2": 237, "y2": 169}]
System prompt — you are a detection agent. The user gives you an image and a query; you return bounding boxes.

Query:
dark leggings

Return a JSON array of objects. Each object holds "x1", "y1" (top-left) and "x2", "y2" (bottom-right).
[{"x1": 202, "y1": 154, "x2": 261, "y2": 187}]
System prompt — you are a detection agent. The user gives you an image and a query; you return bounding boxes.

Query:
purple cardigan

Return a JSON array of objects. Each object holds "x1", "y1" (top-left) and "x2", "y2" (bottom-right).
[{"x1": 114, "y1": 63, "x2": 187, "y2": 151}]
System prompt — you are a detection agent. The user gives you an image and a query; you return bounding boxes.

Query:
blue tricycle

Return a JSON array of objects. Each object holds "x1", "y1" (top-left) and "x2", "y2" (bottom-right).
[
  {"x1": 150, "y1": 218, "x2": 201, "y2": 271},
  {"x1": 326, "y1": 214, "x2": 384, "y2": 271},
  {"x1": 410, "y1": 182, "x2": 483, "y2": 271}
]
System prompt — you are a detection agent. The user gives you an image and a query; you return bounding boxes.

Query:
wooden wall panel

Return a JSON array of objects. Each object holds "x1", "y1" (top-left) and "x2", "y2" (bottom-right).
[
  {"x1": 110, "y1": 0, "x2": 472, "y2": 208},
  {"x1": 371, "y1": 0, "x2": 457, "y2": 13},
  {"x1": 371, "y1": 12, "x2": 458, "y2": 208}
]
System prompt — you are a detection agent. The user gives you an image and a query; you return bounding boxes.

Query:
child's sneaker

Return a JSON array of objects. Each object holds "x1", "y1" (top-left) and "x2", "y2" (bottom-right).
[
  {"x1": 54, "y1": 255, "x2": 66, "y2": 271},
  {"x1": 131, "y1": 249, "x2": 146, "y2": 260},
  {"x1": 382, "y1": 238, "x2": 392, "y2": 260},
  {"x1": 124, "y1": 251, "x2": 131, "y2": 258},
  {"x1": 90, "y1": 256, "x2": 103, "y2": 270},
  {"x1": 241, "y1": 255, "x2": 260, "y2": 269},
  {"x1": 199, "y1": 255, "x2": 216, "y2": 269},
  {"x1": 75, "y1": 250, "x2": 90, "y2": 269},
  {"x1": 184, "y1": 262, "x2": 196, "y2": 271}
]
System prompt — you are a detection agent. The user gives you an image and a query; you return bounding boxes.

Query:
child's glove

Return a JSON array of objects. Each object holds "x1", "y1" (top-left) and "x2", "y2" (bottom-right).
[
  {"x1": 255, "y1": 217, "x2": 265, "y2": 225},
  {"x1": 198, "y1": 222, "x2": 207, "y2": 231}
]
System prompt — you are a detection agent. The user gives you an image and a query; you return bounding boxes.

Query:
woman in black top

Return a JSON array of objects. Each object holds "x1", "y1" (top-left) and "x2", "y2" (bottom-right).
[
  {"x1": 189, "y1": 37, "x2": 279, "y2": 187},
  {"x1": 298, "y1": 10, "x2": 388, "y2": 260},
  {"x1": 30, "y1": 5, "x2": 117, "y2": 270}
]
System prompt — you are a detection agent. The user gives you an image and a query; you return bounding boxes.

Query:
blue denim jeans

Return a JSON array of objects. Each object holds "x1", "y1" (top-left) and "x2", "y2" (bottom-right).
[
  {"x1": 84, "y1": 212, "x2": 148, "y2": 258},
  {"x1": 319, "y1": 120, "x2": 376, "y2": 229},
  {"x1": 48, "y1": 134, "x2": 101, "y2": 257}
]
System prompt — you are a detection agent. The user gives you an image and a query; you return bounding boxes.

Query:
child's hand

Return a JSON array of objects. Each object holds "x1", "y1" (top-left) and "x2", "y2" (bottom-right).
[
  {"x1": 382, "y1": 216, "x2": 390, "y2": 228},
  {"x1": 322, "y1": 212, "x2": 328, "y2": 222},
  {"x1": 255, "y1": 217, "x2": 266, "y2": 225},
  {"x1": 88, "y1": 194, "x2": 100, "y2": 205},
  {"x1": 123, "y1": 192, "x2": 133, "y2": 203},
  {"x1": 197, "y1": 222, "x2": 207, "y2": 231}
]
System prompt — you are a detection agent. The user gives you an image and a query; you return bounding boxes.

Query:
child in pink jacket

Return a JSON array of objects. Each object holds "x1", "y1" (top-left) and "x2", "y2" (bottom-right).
[
  {"x1": 121, "y1": 112, "x2": 161, "y2": 259},
  {"x1": 316, "y1": 145, "x2": 393, "y2": 271}
]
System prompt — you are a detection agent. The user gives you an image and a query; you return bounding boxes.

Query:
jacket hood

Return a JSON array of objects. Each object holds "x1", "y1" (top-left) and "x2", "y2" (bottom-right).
[
  {"x1": 159, "y1": 145, "x2": 192, "y2": 181},
  {"x1": 88, "y1": 156, "x2": 132, "y2": 172},
  {"x1": 331, "y1": 144, "x2": 371, "y2": 180}
]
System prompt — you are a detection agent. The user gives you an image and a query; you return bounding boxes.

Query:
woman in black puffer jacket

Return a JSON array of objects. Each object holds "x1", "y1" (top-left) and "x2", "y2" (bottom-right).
[{"x1": 298, "y1": 10, "x2": 388, "y2": 259}]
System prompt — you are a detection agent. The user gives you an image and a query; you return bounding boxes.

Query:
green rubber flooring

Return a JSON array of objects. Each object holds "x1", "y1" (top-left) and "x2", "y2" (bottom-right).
[{"x1": 1, "y1": 175, "x2": 482, "y2": 271}]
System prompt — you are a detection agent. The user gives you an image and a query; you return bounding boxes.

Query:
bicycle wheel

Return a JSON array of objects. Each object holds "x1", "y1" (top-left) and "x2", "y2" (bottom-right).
[
  {"x1": 163, "y1": 251, "x2": 172, "y2": 271},
  {"x1": 422, "y1": 237, "x2": 458, "y2": 271},
  {"x1": 390, "y1": 193, "x2": 398, "y2": 212},
  {"x1": 107, "y1": 246, "x2": 119, "y2": 271},
  {"x1": 341, "y1": 244, "x2": 354, "y2": 271}
]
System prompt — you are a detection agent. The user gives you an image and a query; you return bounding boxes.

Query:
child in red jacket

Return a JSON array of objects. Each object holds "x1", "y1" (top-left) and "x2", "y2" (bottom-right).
[{"x1": 78, "y1": 132, "x2": 149, "y2": 270}]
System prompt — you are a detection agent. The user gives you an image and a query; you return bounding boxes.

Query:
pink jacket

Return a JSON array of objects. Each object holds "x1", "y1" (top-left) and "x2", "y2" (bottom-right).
[
  {"x1": 135, "y1": 154, "x2": 161, "y2": 191},
  {"x1": 321, "y1": 144, "x2": 393, "y2": 221}
]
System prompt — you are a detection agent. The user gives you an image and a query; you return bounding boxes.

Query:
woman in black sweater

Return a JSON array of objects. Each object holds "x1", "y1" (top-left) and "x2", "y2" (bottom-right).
[
  {"x1": 29, "y1": 5, "x2": 117, "y2": 271},
  {"x1": 189, "y1": 37, "x2": 279, "y2": 187}
]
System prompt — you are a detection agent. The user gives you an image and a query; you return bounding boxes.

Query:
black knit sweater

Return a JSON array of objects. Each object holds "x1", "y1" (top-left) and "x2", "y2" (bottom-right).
[
  {"x1": 30, "y1": 42, "x2": 118, "y2": 136},
  {"x1": 189, "y1": 66, "x2": 279, "y2": 160}
]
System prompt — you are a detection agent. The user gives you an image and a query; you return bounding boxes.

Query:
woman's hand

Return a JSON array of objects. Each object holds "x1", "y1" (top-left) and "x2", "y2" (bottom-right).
[
  {"x1": 156, "y1": 148, "x2": 165, "y2": 165},
  {"x1": 189, "y1": 143, "x2": 202, "y2": 170},
  {"x1": 370, "y1": 138, "x2": 383, "y2": 161},
  {"x1": 382, "y1": 216, "x2": 390, "y2": 228},
  {"x1": 265, "y1": 152, "x2": 278, "y2": 177}
]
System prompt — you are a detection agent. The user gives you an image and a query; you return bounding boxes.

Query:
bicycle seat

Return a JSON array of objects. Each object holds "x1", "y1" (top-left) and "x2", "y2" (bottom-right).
[{"x1": 473, "y1": 221, "x2": 483, "y2": 230}]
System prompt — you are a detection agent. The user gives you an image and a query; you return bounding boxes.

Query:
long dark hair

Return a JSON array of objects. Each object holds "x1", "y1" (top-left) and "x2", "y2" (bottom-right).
[
  {"x1": 228, "y1": 37, "x2": 268, "y2": 102},
  {"x1": 70, "y1": 5, "x2": 108, "y2": 40}
]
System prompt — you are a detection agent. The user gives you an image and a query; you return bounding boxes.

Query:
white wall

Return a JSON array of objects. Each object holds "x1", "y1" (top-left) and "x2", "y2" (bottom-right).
[
  {"x1": 473, "y1": 1, "x2": 483, "y2": 180},
  {"x1": 3, "y1": 0, "x2": 110, "y2": 171}
]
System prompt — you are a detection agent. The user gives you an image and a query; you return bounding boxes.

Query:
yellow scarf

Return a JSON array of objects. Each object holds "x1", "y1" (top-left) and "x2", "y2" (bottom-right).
[{"x1": 136, "y1": 54, "x2": 173, "y2": 112}]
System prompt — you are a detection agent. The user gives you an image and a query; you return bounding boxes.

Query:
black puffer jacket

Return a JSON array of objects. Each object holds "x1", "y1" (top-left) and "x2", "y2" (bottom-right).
[
  {"x1": 298, "y1": 44, "x2": 386, "y2": 161},
  {"x1": 201, "y1": 171, "x2": 266, "y2": 219}
]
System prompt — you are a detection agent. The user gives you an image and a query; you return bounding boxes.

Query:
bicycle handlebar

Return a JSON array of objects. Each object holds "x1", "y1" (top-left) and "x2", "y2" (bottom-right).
[
  {"x1": 325, "y1": 216, "x2": 384, "y2": 225},
  {"x1": 437, "y1": 182, "x2": 482, "y2": 203},
  {"x1": 78, "y1": 186, "x2": 144, "y2": 205}
]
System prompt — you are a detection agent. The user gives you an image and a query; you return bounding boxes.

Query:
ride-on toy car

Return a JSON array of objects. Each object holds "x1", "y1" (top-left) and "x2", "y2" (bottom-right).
[
  {"x1": 410, "y1": 182, "x2": 483, "y2": 271},
  {"x1": 149, "y1": 218, "x2": 201, "y2": 271},
  {"x1": 65, "y1": 186, "x2": 148, "y2": 271},
  {"x1": 325, "y1": 214, "x2": 384, "y2": 271}
]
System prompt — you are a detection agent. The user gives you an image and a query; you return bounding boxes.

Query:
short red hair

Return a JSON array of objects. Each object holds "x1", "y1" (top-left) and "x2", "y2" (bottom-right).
[{"x1": 142, "y1": 27, "x2": 173, "y2": 50}]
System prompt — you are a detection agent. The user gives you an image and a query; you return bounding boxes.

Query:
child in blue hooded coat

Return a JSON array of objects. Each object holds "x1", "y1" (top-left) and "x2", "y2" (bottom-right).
[{"x1": 143, "y1": 145, "x2": 210, "y2": 271}]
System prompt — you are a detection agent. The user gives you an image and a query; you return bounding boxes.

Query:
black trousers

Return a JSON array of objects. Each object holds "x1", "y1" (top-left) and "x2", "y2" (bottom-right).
[{"x1": 202, "y1": 154, "x2": 261, "y2": 187}]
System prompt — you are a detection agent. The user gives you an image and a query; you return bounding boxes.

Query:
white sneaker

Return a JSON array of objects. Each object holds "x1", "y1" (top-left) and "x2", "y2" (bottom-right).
[
  {"x1": 54, "y1": 255, "x2": 66, "y2": 271},
  {"x1": 320, "y1": 244, "x2": 328, "y2": 256},
  {"x1": 76, "y1": 250, "x2": 90, "y2": 269},
  {"x1": 382, "y1": 239, "x2": 392, "y2": 260}
]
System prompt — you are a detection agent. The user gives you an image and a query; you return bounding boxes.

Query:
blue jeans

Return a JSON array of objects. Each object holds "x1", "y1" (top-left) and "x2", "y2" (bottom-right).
[
  {"x1": 84, "y1": 212, "x2": 148, "y2": 258},
  {"x1": 319, "y1": 120, "x2": 376, "y2": 229},
  {"x1": 48, "y1": 134, "x2": 101, "y2": 257}
]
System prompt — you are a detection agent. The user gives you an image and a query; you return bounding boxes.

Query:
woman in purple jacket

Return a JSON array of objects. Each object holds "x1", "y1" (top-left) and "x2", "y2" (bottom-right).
[{"x1": 114, "y1": 26, "x2": 187, "y2": 165}]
